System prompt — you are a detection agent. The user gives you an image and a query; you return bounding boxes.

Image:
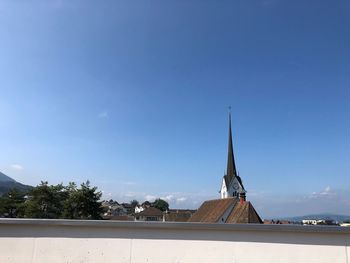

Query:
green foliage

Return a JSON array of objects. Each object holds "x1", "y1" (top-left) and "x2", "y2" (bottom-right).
[
  {"x1": 0, "y1": 180, "x2": 173, "y2": 219},
  {"x1": 0, "y1": 189, "x2": 26, "y2": 218},
  {"x1": 0, "y1": 181, "x2": 103, "y2": 219},
  {"x1": 343, "y1": 220, "x2": 350, "y2": 223},
  {"x1": 142, "y1": 200, "x2": 151, "y2": 207},
  {"x1": 63, "y1": 181, "x2": 103, "y2": 220},
  {"x1": 130, "y1": 199, "x2": 139, "y2": 208},
  {"x1": 24, "y1": 182, "x2": 67, "y2": 219},
  {"x1": 153, "y1": 198, "x2": 169, "y2": 212}
]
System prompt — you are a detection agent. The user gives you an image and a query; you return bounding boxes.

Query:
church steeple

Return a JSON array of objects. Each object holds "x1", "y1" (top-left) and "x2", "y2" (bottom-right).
[
  {"x1": 220, "y1": 110, "x2": 245, "y2": 199},
  {"x1": 226, "y1": 112, "x2": 237, "y2": 182}
]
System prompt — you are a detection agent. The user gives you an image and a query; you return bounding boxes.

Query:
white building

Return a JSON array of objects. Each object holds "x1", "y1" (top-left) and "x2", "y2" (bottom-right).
[{"x1": 134, "y1": 205, "x2": 145, "y2": 214}]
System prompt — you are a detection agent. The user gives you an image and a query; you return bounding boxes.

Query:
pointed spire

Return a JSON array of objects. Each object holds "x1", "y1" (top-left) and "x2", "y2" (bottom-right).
[{"x1": 226, "y1": 110, "x2": 237, "y2": 182}]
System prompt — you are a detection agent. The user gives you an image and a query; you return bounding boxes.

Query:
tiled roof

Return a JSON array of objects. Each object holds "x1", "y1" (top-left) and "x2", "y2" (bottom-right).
[
  {"x1": 188, "y1": 198, "x2": 237, "y2": 223},
  {"x1": 137, "y1": 207, "x2": 163, "y2": 217},
  {"x1": 165, "y1": 213, "x2": 192, "y2": 222},
  {"x1": 164, "y1": 209, "x2": 196, "y2": 222},
  {"x1": 167, "y1": 209, "x2": 197, "y2": 214},
  {"x1": 225, "y1": 201, "x2": 263, "y2": 224}
]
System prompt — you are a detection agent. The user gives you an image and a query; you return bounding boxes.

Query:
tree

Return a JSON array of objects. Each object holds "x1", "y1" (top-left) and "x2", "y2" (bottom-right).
[
  {"x1": 24, "y1": 182, "x2": 67, "y2": 219},
  {"x1": 63, "y1": 181, "x2": 103, "y2": 219},
  {"x1": 142, "y1": 200, "x2": 151, "y2": 207},
  {"x1": 0, "y1": 189, "x2": 26, "y2": 218},
  {"x1": 130, "y1": 199, "x2": 139, "y2": 208},
  {"x1": 0, "y1": 180, "x2": 104, "y2": 219},
  {"x1": 153, "y1": 198, "x2": 169, "y2": 212}
]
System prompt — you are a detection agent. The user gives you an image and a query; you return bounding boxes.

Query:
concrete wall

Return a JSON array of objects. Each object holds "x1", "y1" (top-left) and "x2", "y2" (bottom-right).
[{"x1": 0, "y1": 219, "x2": 349, "y2": 263}]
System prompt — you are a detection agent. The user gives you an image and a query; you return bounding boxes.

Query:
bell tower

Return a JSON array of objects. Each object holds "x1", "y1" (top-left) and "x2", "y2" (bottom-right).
[{"x1": 220, "y1": 111, "x2": 245, "y2": 199}]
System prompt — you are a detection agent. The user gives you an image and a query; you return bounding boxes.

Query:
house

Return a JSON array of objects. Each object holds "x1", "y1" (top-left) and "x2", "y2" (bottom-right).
[
  {"x1": 135, "y1": 207, "x2": 164, "y2": 222},
  {"x1": 102, "y1": 200, "x2": 127, "y2": 217},
  {"x1": 302, "y1": 219, "x2": 336, "y2": 225},
  {"x1": 134, "y1": 205, "x2": 145, "y2": 214},
  {"x1": 121, "y1": 203, "x2": 134, "y2": 215}
]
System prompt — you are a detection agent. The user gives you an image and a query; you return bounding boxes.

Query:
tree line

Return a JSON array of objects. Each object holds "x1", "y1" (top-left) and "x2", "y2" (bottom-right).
[
  {"x1": 128, "y1": 198, "x2": 169, "y2": 212},
  {"x1": 0, "y1": 181, "x2": 171, "y2": 219},
  {"x1": 0, "y1": 181, "x2": 103, "y2": 219}
]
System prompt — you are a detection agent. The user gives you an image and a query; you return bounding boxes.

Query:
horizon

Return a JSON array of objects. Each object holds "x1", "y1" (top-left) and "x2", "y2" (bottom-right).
[
  {"x1": 0, "y1": 0, "x2": 350, "y2": 218},
  {"x1": 2, "y1": 168, "x2": 350, "y2": 220}
]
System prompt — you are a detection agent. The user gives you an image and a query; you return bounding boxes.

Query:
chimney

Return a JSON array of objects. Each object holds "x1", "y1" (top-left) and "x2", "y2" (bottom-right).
[{"x1": 239, "y1": 192, "x2": 246, "y2": 204}]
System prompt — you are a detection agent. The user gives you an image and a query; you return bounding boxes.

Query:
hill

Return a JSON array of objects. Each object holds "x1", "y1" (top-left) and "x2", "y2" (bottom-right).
[
  {"x1": 0, "y1": 172, "x2": 33, "y2": 195},
  {"x1": 0, "y1": 172, "x2": 16, "y2": 183}
]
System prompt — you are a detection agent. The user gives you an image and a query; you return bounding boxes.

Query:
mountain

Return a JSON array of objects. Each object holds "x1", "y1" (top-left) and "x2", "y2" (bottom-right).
[
  {"x1": 282, "y1": 213, "x2": 350, "y2": 223},
  {"x1": 0, "y1": 172, "x2": 16, "y2": 183},
  {"x1": 0, "y1": 172, "x2": 33, "y2": 195}
]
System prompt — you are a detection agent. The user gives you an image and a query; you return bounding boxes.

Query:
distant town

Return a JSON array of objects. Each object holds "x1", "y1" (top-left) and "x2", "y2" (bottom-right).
[{"x1": 1, "y1": 115, "x2": 349, "y2": 227}]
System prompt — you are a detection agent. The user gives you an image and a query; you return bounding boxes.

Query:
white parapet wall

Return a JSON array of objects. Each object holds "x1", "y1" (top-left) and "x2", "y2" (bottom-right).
[{"x1": 0, "y1": 219, "x2": 349, "y2": 263}]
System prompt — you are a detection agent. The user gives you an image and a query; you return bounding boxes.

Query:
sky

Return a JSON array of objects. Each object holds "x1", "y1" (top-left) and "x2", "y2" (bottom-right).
[{"x1": 0, "y1": 0, "x2": 349, "y2": 218}]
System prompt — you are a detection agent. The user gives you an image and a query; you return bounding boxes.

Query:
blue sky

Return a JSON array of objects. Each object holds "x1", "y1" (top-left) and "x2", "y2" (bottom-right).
[{"x1": 0, "y1": 0, "x2": 349, "y2": 218}]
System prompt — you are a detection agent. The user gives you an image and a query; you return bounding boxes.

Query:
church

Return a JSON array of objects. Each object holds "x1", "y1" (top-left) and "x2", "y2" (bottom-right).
[
  {"x1": 220, "y1": 113, "x2": 245, "y2": 200},
  {"x1": 188, "y1": 113, "x2": 262, "y2": 224}
]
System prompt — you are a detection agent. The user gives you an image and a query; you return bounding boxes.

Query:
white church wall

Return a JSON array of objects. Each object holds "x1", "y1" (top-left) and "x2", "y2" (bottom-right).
[{"x1": 220, "y1": 178, "x2": 227, "y2": 199}]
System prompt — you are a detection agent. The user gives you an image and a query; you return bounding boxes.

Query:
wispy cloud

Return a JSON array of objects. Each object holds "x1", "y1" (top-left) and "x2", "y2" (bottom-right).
[
  {"x1": 176, "y1": 197, "x2": 187, "y2": 203},
  {"x1": 160, "y1": 194, "x2": 175, "y2": 202},
  {"x1": 10, "y1": 164, "x2": 24, "y2": 171},
  {"x1": 310, "y1": 186, "x2": 336, "y2": 199},
  {"x1": 159, "y1": 194, "x2": 188, "y2": 204},
  {"x1": 97, "y1": 111, "x2": 108, "y2": 119},
  {"x1": 124, "y1": 192, "x2": 137, "y2": 198},
  {"x1": 145, "y1": 195, "x2": 157, "y2": 202},
  {"x1": 247, "y1": 189, "x2": 271, "y2": 197}
]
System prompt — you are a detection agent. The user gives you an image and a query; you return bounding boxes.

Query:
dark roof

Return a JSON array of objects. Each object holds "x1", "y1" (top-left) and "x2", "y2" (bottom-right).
[
  {"x1": 223, "y1": 174, "x2": 244, "y2": 191},
  {"x1": 188, "y1": 198, "x2": 237, "y2": 223},
  {"x1": 236, "y1": 175, "x2": 244, "y2": 188},
  {"x1": 121, "y1": 203, "x2": 133, "y2": 208},
  {"x1": 225, "y1": 201, "x2": 263, "y2": 224},
  {"x1": 223, "y1": 113, "x2": 245, "y2": 190},
  {"x1": 167, "y1": 209, "x2": 196, "y2": 214},
  {"x1": 223, "y1": 175, "x2": 230, "y2": 189},
  {"x1": 226, "y1": 113, "x2": 238, "y2": 182},
  {"x1": 138, "y1": 207, "x2": 163, "y2": 217},
  {"x1": 164, "y1": 209, "x2": 196, "y2": 222}
]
